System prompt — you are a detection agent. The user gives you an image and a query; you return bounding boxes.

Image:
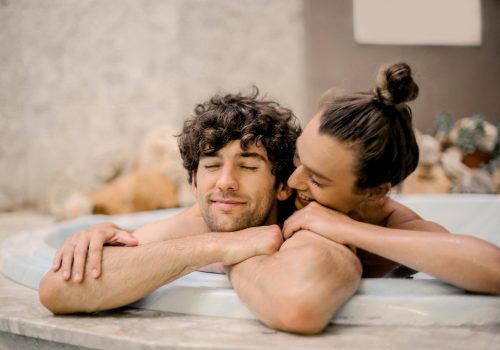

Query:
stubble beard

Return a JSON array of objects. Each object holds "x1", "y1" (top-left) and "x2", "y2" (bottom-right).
[{"x1": 201, "y1": 192, "x2": 276, "y2": 232}]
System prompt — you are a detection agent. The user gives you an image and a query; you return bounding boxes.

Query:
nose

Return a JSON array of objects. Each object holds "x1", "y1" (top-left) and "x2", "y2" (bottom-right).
[
  {"x1": 287, "y1": 165, "x2": 308, "y2": 191},
  {"x1": 216, "y1": 164, "x2": 239, "y2": 192}
]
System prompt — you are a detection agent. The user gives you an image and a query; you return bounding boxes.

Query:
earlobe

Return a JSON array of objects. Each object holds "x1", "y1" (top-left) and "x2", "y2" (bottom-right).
[{"x1": 276, "y1": 183, "x2": 294, "y2": 201}]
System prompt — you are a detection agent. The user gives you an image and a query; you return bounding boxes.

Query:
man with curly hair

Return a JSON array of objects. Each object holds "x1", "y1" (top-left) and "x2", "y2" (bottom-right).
[{"x1": 39, "y1": 90, "x2": 361, "y2": 334}]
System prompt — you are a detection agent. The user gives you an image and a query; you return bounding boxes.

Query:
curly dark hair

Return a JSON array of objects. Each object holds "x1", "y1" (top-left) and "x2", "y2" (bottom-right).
[{"x1": 178, "y1": 88, "x2": 301, "y2": 187}]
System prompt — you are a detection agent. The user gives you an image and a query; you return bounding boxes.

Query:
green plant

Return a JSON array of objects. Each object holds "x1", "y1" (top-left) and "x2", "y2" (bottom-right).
[
  {"x1": 455, "y1": 114, "x2": 486, "y2": 153},
  {"x1": 435, "y1": 112, "x2": 455, "y2": 136}
]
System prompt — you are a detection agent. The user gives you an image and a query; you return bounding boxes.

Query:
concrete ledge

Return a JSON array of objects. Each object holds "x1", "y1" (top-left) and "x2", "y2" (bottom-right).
[{"x1": 1, "y1": 272, "x2": 499, "y2": 350}]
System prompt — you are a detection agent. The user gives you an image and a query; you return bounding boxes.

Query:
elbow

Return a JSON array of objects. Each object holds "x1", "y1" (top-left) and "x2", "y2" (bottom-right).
[
  {"x1": 487, "y1": 257, "x2": 500, "y2": 295},
  {"x1": 269, "y1": 244, "x2": 362, "y2": 335},
  {"x1": 273, "y1": 301, "x2": 334, "y2": 335},
  {"x1": 39, "y1": 272, "x2": 96, "y2": 314},
  {"x1": 463, "y1": 283, "x2": 500, "y2": 296},
  {"x1": 467, "y1": 274, "x2": 500, "y2": 296},
  {"x1": 272, "y1": 281, "x2": 358, "y2": 335},
  {"x1": 39, "y1": 274, "x2": 67, "y2": 314},
  {"x1": 491, "y1": 275, "x2": 500, "y2": 295}
]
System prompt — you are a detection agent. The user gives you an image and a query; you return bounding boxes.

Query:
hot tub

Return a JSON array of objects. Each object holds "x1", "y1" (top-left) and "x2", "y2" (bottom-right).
[{"x1": 1, "y1": 194, "x2": 499, "y2": 326}]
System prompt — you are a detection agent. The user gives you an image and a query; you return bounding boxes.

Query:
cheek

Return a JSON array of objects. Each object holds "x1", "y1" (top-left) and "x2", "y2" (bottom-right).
[
  {"x1": 253, "y1": 179, "x2": 276, "y2": 201},
  {"x1": 311, "y1": 187, "x2": 340, "y2": 209},
  {"x1": 310, "y1": 187, "x2": 326, "y2": 201},
  {"x1": 193, "y1": 172, "x2": 213, "y2": 194}
]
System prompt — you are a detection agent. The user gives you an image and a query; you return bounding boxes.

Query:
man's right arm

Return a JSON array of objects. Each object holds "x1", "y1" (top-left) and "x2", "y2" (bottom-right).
[
  {"x1": 53, "y1": 207, "x2": 209, "y2": 282},
  {"x1": 39, "y1": 225, "x2": 282, "y2": 314}
]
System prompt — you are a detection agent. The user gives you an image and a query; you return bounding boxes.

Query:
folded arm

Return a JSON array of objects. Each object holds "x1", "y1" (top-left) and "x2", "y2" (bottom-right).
[
  {"x1": 228, "y1": 230, "x2": 362, "y2": 334},
  {"x1": 39, "y1": 225, "x2": 283, "y2": 314},
  {"x1": 350, "y1": 219, "x2": 500, "y2": 294},
  {"x1": 52, "y1": 207, "x2": 209, "y2": 282},
  {"x1": 283, "y1": 202, "x2": 500, "y2": 295}
]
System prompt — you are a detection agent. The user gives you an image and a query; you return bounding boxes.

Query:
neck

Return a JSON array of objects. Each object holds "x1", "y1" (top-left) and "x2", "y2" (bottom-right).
[{"x1": 263, "y1": 201, "x2": 280, "y2": 227}]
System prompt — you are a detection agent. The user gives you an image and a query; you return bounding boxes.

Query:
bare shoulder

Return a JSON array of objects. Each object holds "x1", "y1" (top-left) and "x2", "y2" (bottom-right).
[
  {"x1": 384, "y1": 198, "x2": 422, "y2": 228},
  {"x1": 134, "y1": 205, "x2": 209, "y2": 244},
  {"x1": 385, "y1": 198, "x2": 448, "y2": 232}
]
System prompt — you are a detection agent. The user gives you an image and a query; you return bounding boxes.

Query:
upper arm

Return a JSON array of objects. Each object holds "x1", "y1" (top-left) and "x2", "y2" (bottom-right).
[
  {"x1": 282, "y1": 230, "x2": 360, "y2": 265},
  {"x1": 281, "y1": 230, "x2": 363, "y2": 284},
  {"x1": 229, "y1": 230, "x2": 361, "y2": 334},
  {"x1": 133, "y1": 209, "x2": 209, "y2": 245}
]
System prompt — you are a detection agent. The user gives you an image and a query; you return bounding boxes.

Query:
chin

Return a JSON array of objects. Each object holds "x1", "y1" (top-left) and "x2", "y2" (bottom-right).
[{"x1": 208, "y1": 220, "x2": 246, "y2": 232}]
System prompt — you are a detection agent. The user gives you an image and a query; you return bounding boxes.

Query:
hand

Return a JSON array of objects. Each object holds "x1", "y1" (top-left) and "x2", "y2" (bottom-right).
[
  {"x1": 282, "y1": 202, "x2": 356, "y2": 244},
  {"x1": 52, "y1": 222, "x2": 138, "y2": 283},
  {"x1": 220, "y1": 225, "x2": 283, "y2": 266}
]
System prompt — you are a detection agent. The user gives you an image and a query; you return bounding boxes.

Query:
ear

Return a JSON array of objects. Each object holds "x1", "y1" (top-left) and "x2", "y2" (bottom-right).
[
  {"x1": 365, "y1": 182, "x2": 391, "y2": 203},
  {"x1": 276, "y1": 183, "x2": 293, "y2": 201}
]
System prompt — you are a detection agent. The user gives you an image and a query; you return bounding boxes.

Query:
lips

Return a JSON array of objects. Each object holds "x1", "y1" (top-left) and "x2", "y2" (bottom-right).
[
  {"x1": 296, "y1": 192, "x2": 314, "y2": 208},
  {"x1": 211, "y1": 199, "x2": 245, "y2": 205},
  {"x1": 210, "y1": 198, "x2": 247, "y2": 210}
]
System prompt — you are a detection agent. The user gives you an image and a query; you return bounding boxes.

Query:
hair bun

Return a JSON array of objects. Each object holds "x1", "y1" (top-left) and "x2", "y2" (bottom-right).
[{"x1": 374, "y1": 62, "x2": 419, "y2": 106}]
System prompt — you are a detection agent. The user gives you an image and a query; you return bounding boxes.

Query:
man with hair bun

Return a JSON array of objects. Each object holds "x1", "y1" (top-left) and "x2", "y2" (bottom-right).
[{"x1": 283, "y1": 62, "x2": 500, "y2": 294}]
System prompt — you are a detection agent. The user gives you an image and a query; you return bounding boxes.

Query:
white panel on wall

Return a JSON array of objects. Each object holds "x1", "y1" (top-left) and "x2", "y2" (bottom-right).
[{"x1": 353, "y1": 0, "x2": 482, "y2": 46}]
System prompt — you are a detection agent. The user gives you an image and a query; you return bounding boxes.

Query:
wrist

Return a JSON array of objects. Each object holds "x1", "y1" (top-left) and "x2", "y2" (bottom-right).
[
  {"x1": 203, "y1": 232, "x2": 228, "y2": 263},
  {"x1": 342, "y1": 219, "x2": 365, "y2": 247}
]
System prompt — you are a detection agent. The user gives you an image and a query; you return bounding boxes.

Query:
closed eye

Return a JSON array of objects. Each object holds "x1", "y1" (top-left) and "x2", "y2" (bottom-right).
[
  {"x1": 204, "y1": 164, "x2": 221, "y2": 170},
  {"x1": 309, "y1": 173, "x2": 323, "y2": 187}
]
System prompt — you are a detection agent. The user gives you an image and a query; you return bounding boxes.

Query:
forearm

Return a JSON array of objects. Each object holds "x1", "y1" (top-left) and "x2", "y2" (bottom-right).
[
  {"x1": 39, "y1": 234, "x2": 222, "y2": 314},
  {"x1": 133, "y1": 212, "x2": 209, "y2": 245},
  {"x1": 347, "y1": 222, "x2": 500, "y2": 294},
  {"x1": 229, "y1": 231, "x2": 362, "y2": 334}
]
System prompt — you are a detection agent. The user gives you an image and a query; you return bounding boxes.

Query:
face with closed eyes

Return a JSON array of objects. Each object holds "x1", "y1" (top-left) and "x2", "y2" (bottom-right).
[
  {"x1": 193, "y1": 140, "x2": 289, "y2": 232},
  {"x1": 287, "y1": 114, "x2": 367, "y2": 214}
]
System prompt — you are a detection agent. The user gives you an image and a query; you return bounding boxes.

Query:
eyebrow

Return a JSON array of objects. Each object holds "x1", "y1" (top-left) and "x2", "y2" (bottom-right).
[
  {"x1": 238, "y1": 151, "x2": 267, "y2": 162},
  {"x1": 200, "y1": 151, "x2": 267, "y2": 162},
  {"x1": 308, "y1": 167, "x2": 332, "y2": 182}
]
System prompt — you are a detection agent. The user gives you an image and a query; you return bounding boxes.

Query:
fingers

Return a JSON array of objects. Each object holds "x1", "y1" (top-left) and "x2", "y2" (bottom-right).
[
  {"x1": 283, "y1": 204, "x2": 320, "y2": 240},
  {"x1": 52, "y1": 248, "x2": 63, "y2": 272},
  {"x1": 260, "y1": 225, "x2": 283, "y2": 255},
  {"x1": 54, "y1": 222, "x2": 134, "y2": 282},
  {"x1": 283, "y1": 214, "x2": 300, "y2": 240},
  {"x1": 71, "y1": 234, "x2": 92, "y2": 283},
  {"x1": 60, "y1": 241, "x2": 76, "y2": 281},
  {"x1": 111, "y1": 230, "x2": 139, "y2": 247},
  {"x1": 88, "y1": 235, "x2": 106, "y2": 279}
]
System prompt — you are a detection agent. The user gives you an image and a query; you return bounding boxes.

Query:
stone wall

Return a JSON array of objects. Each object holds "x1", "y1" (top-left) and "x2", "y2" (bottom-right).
[{"x1": 0, "y1": 0, "x2": 306, "y2": 211}]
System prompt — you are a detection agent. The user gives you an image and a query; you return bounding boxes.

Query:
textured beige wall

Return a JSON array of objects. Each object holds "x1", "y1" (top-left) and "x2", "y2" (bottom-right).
[{"x1": 0, "y1": 0, "x2": 306, "y2": 211}]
